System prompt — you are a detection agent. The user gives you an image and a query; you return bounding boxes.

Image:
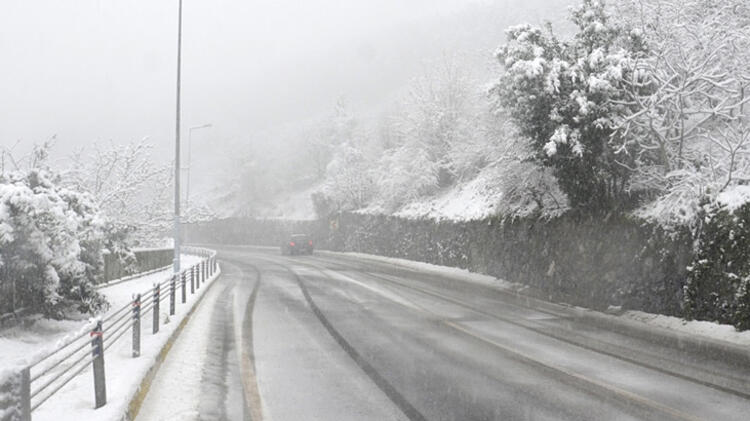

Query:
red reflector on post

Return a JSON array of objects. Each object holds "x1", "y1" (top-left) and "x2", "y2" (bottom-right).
[{"x1": 290, "y1": 242, "x2": 295, "y2": 247}]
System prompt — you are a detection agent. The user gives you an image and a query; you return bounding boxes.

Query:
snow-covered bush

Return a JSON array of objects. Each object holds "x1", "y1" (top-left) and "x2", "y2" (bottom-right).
[
  {"x1": 374, "y1": 144, "x2": 440, "y2": 212},
  {"x1": 0, "y1": 369, "x2": 23, "y2": 421},
  {"x1": 481, "y1": 116, "x2": 570, "y2": 219},
  {"x1": 493, "y1": 161, "x2": 569, "y2": 220},
  {"x1": 493, "y1": 0, "x2": 650, "y2": 212},
  {"x1": 684, "y1": 191, "x2": 750, "y2": 330},
  {"x1": 101, "y1": 221, "x2": 138, "y2": 276},
  {"x1": 0, "y1": 169, "x2": 108, "y2": 318}
]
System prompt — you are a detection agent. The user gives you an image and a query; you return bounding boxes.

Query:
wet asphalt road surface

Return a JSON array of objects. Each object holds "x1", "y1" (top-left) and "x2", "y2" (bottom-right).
[{"x1": 136, "y1": 246, "x2": 750, "y2": 421}]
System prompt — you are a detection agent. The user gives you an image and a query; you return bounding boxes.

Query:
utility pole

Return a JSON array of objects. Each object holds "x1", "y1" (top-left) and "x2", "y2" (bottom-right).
[{"x1": 174, "y1": 0, "x2": 183, "y2": 275}]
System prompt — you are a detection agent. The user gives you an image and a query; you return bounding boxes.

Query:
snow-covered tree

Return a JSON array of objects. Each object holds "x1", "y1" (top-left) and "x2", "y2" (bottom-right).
[
  {"x1": 66, "y1": 139, "x2": 172, "y2": 245},
  {"x1": 392, "y1": 61, "x2": 484, "y2": 186},
  {"x1": 493, "y1": 0, "x2": 650, "y2": 212},
  {"x1": 359, "y1": 61, "x2": 499, "y2": 212},
  {"x1": 0, "y1": 169, "x2": 108, "y2": 318},
  {"x1": 614, "y1": 0, "x2": 750, "y2": 226},
  {"x1": 375, "y1": 143, "x2": 440, "y2": 212},
  {"x1": 315, "y1": 139, "x2": 376, "y2": 215},
  {"x1": 307, "y1": 99, "x2": 358, "y2": 180}
]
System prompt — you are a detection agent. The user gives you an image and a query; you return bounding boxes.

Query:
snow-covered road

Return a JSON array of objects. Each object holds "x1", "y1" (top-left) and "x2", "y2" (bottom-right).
[
  {"x1": 135, "y1": 246, "x2": 750, "y2": 421},
  {"x1": 135, "y1": 260, "x2": 246, "y2": 421}
]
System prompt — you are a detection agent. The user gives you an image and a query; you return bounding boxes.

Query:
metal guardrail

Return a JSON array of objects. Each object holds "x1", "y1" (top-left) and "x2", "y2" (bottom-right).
[{"x1": 15, "y1": 247, "x2": 219, "y2": 421}]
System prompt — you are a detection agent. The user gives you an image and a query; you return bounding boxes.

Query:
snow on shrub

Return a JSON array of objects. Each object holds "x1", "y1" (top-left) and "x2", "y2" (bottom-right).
[
  {"x1": 374, "y1": 145, "x2": 440, "y2": 212},
  {"x1": 684, "y1": 190, "x2": 750, "y2": 330},
  {"x1": 0, "y1": 369, "x2": 22, "y2": 421},
  {"x1": 0, "y1": 169, "x2": 108, "y2": 318}
]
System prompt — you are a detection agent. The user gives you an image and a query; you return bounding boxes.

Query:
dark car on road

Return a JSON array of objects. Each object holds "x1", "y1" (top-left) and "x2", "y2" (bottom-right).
[{"x1": 281, "y1": 234, "x2": 314, "y2": 255}]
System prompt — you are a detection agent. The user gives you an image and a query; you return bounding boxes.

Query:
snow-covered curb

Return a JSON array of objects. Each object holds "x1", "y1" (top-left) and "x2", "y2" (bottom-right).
[
  {"x1": 318, "y1": 250, "x2": 750, "y2": 360},
  {"x1": 620, "y1": 310, "x2": 750, "y2": 347},
  {"x1": 22, "y1": 257, "x2": 220, "y2": 421}
]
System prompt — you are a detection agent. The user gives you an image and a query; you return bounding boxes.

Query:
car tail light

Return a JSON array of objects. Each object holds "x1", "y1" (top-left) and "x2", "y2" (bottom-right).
[
  {"x1": 309, "y1": 241, "x2": 313, "y2": 246},
  {"x1": 290, "y1": 242, "x2": 295, "y2": 247}
]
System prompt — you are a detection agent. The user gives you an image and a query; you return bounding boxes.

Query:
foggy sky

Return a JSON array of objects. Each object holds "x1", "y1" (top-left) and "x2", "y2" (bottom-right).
[{"x1": 0, "y1": 0, "x2": 566, "y2": 196}]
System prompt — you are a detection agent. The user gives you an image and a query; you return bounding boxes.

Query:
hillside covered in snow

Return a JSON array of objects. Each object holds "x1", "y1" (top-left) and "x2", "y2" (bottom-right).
[{"x1": 224, "y1": 0, "x2": 750, "y2": 228}]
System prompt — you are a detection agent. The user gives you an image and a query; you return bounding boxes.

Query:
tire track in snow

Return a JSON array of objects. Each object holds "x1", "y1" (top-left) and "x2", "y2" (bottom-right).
[
  {"x1": 193, "y1": 259, "x2": 262, "y2": 421},
  {"x1": 236, "y1": 262, "x2": 263, "y2": 421},
  {"x1": 197, "y1": 281, "x2": 236, "y2": 421},
  {"x1": 258, "y1": 257, "x2": 428, "y2": 421},
  {"x1": 291, "y1": 256, "x2": 707, "y2": 421}
]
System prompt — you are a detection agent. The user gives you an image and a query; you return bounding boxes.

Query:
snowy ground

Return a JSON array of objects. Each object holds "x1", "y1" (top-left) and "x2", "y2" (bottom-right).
[
  {"x1": 0, "y1": 253, "x2": 213, "y2": 421},
  {"x1": 218, "y1": 182, "x2": 320, "y2": 220},
  {"x1": 320, "y1": 250, "x2": 750, "y2": 348},
  {"x1": 393, "y1": 168, "x2": 504, "y2": 221},
  {"x1": 619, "y1": 310, "x2": 750, "y2": 347}
]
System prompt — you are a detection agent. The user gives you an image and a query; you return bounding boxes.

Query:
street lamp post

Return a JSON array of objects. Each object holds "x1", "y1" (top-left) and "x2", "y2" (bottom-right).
[
  {"x1": 174, "y1": 0, "x2": 183, "y2": 275},
  {"x1": 186, "y1": 123, "x2": 212, "y2": 210}
]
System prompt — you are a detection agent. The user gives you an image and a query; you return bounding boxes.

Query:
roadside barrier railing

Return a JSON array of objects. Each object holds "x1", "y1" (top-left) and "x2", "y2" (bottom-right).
[{"x1": 15, "y1": 248, "x2": 218, "y2": 421}]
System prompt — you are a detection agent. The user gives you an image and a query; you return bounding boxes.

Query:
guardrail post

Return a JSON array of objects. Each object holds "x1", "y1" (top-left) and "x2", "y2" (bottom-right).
[
  {"x1": 181, "y1": 271, "x2": 186, "y2": 303},
  {"x1": 20, "y1": 367, "x2": 30, "y2": 421},
  {"x1": 190, "y1": 266, "x2": 195, "y2": 294},
  {"x1": 169, "y1": 275, "x2": 176, "y2": 316},
  {"x1": 197, "y1": 263, "x2": 202, "y2": 289},
  {"x1": 202, "y1": 260, "x2": 206, "y2": 283},
  {"x1": 132, "y1": 294, "x2": 141, "y2": 357},
  {"x1": 153, "y1": 284, "x2": 160, "y2": 334},
  {"x1": 90, "y1": 321, "x2": 106, "y2": 408}
]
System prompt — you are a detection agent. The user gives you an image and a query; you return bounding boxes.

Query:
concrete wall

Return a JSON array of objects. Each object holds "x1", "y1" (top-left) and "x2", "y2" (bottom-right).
[
  {"x1": 184, "y1": 218, "x2": 325, "y2": 248},
  {"x1": 102, "y1": 248, "x2": 174, "y2": 283}
]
